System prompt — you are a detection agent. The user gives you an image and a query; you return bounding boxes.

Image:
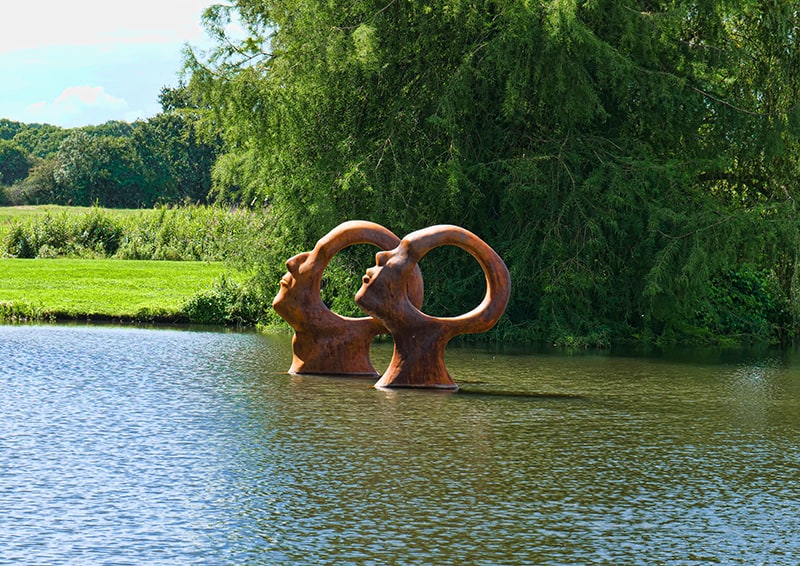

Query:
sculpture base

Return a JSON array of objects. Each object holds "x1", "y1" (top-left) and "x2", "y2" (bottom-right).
[
  {"x1": 289, "y1": 369, "x2": 379, "y2": 378},
  {"x1": 374, "y1": 383, "x2": 459, "y2": 391}
]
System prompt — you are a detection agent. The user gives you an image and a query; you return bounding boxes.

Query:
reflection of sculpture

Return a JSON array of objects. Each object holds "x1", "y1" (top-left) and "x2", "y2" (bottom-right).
[
  {"x1": 356, "y1": 225, "x2": 510, "y2": 390},
  {"x1": 272, "y1": 220, "x2": 424, "y2": 376}
]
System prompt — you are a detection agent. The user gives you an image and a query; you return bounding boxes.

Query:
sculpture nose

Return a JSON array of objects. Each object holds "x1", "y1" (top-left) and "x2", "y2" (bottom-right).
[
  {"x1": 286, "y1": 252, "x2": 309, "y2": 274},
  {"x1": 375, "y1": 251, "x2": 390, "y2": 266}
]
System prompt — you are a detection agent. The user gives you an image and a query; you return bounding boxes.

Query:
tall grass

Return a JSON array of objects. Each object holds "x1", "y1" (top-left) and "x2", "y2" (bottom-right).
[{"x1": 1, "y1": 205, "x2": 270, "y2": 261}]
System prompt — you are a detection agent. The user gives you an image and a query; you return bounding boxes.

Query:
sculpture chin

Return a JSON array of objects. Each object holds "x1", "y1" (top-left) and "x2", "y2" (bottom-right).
[
  {"x1": 354, "y1": 285, "x2": 372, "y2": 313},
  {"x1": 356, "y1": 284, "x2": 388, "y2": 319}
]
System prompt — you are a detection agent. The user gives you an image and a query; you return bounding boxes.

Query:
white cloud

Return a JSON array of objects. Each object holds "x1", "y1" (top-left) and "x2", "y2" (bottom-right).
[
  {"x1": 0, "y1": 2, "x2": 229, "y2": 126},
  {"x1": 55, "y1": 86, "x2": 127, "y2": 110},
  {"x1": 25, "y1": 85, "x2": 129, "y2": 127},
  {"x1": 1, "y1": 0, "x2": 212, "y2": 53}
]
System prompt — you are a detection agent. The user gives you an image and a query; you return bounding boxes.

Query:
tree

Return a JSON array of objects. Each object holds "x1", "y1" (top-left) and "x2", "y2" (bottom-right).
[
  {"x1": 0, "y1": 119, "x2": 26, "y2": 141},
  {"x1": 8, "y1": 123, "x2": 69, "y2": 159},
  {"x1": 188, "y1": 0, "x2": 800, "y2": 344},
  {"x1": 53, "y1": 131, "x2": 146, "y2": 207},
  {"x1": 131, "y1": 108, "x2": 219, "y2": 205},
  {"x1": 0, "y1": 140, "x2": 32, "y2": 186},
  {"x1": 159, "y1": 83, "x2": 195, "y2": 112}
]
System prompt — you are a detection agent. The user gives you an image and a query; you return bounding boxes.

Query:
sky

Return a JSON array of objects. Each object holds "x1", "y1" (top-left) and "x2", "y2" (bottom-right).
[{"x1": 0, "y1": 0, "x2": 217, "y2": 128}]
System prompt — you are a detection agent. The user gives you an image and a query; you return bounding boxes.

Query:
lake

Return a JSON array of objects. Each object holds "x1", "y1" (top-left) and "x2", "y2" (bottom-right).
[{"x1": 1, "y1": 325, "x2": 798, "y2": 564}]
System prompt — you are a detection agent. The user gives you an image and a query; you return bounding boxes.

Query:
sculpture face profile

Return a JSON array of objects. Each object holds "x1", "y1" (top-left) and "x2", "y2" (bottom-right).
[
  {"x1": 272, "y1": 220, "x2": 423, "y2": 376},
  {"x1": 356, "y1": 225, "x2": 510, "y2": 390}
]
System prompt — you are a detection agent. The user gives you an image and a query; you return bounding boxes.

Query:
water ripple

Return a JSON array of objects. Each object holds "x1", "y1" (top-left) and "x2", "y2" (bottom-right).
[{"x1": 1, "y1": 326, "x2": 798, "y2": 564}]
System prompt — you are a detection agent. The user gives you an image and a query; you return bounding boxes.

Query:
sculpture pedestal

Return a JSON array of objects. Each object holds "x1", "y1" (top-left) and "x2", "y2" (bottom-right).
[{"x1": 372, "y1": 325, "x2": 457, "y2": 389}]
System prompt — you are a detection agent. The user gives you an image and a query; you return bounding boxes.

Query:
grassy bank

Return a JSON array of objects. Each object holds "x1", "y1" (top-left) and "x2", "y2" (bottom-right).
[
  {"x1": 0, "y1": 258, "x2": 242, "y2": 323},
  {"x1": 0, "y1": 205, "x2": 275, "y2": 327}
]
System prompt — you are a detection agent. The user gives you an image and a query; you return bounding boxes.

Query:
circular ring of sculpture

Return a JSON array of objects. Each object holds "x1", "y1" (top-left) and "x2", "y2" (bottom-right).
[
  {"x1": 272, "y1": 220, "x2": 424, "y2": 376},
  {"x1": 355, "y1": 224, "x2": 510, "y2": 390}
]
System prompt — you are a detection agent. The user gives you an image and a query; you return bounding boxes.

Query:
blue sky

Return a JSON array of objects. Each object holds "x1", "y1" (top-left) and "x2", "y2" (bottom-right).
[{"x1": 0, "y1": 1, "x2": 216, "y2": 128}]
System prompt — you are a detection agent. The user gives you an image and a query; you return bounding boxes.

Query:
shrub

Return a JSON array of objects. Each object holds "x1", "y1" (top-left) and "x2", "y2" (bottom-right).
[
  {"x1": 1, "y1": 205, "x2": 267, "y2": 261},
  {"x1": 182, "y1": 275, "x2": 269, "y2": 326},
  {"x1": 75, "y1": 209, "x2": 124, "y2": 255},
  {"x1": 4, "y1": 223, "x2": 36, "y2": 258}
]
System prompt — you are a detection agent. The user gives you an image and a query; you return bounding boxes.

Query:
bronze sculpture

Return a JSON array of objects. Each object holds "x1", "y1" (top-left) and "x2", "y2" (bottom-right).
[
  {"x1": 272, "y1": 220, "x2": 423, "y2": 376},
  {"x1": 356, "y1": 224, "x2": 510, "y2": 390}
]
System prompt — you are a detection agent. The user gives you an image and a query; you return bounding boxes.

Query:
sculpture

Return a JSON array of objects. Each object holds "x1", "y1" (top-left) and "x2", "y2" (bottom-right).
[
  {"x1": 272, "y1": 220, "x2": 424, "y2": 376},
  {"x1": 355, "y1": 224, "x2": 510, "y2": 390}
]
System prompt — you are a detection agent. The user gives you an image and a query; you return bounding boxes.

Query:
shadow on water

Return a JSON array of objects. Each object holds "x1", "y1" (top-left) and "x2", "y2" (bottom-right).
[
  {"x1": 455, "y1": 387, "x2": 585, "y2": 401},
  {"x1": 278, "y1": 372, "x2": 585, "y2": 401}
]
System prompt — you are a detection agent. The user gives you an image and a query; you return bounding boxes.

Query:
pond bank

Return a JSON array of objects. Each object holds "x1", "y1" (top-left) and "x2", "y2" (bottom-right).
[{"x1": 0, "y1": 258, "x2": 249, "y2": 325}]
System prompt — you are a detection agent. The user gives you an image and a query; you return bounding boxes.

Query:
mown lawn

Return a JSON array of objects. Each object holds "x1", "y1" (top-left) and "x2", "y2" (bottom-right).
[{"x1": 0, "y1": 258, "x2": 231, "y2": 320}]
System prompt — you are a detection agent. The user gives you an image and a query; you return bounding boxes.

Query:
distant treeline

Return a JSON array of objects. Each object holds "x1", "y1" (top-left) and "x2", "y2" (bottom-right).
[
  {"x1": 4, "y1": 1, "x2": 800, "y2": 347},
  {"x1": 0, "y1": 86, "x2": 218, "y2": 208}
]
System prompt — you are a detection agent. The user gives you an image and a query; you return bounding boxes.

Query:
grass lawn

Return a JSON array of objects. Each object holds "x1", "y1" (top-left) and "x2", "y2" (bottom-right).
[{"x1": 0, "y1": 258, "x2": 232, "y2": 321}]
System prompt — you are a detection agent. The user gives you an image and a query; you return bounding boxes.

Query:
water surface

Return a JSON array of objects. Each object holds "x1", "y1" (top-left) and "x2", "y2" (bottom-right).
[{"x1": 1, "y1": 325, "x2": 798, "y2": 564}]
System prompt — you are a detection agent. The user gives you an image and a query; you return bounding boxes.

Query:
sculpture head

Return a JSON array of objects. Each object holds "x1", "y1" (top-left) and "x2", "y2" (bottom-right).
[
  {"x1": 356, "y1": 224, "x2": 510, "y2": 336},
  {"x1": 355, "y1": 240, "x2": 421, "y2": 329},
  {"x1": 356, "y1": 224, "x2": 510, "y2": 389},
  {"x1": 272, "y1": 249, "x2": 330, "y2": 332},
  {"x1": 272, "y1": 220, "x2": 424, "y2": 375}
]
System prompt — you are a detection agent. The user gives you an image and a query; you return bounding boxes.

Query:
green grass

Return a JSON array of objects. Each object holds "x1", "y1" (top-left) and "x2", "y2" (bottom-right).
[{"x1": 0, "y1": 258, "x2": 233, "y2": 321}]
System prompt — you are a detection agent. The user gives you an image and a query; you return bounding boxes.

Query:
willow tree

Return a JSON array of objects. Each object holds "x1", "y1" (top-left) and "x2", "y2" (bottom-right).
[{"x1": 187, "y1": 0, "x2": 800, "y2": 344}]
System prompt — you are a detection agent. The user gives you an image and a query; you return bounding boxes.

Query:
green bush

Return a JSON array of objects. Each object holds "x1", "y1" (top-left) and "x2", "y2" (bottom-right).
[
  {"x1": 695, "y1": 269, "x2": 788, "y2": 344},
  {"x1": 115, "y1": 205, "x2": 268, "y2": 262},
  {"x1": 182, "y1": 275, "x2": 269, "y2": 326},
  {"x1": 4, "y1": 223, "x2": 36, "y2": 258},
  {"x1": 76, "y1": 209, "x2": 124, "y2": 255}
]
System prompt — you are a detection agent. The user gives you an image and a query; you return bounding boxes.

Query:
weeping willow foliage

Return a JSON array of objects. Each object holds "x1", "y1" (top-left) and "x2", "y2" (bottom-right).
[{"x1": 186, "y1": 0, "x2": 800, "y2": 345}]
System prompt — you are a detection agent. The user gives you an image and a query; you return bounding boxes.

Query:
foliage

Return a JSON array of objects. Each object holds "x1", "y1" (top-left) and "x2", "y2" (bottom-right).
[
  {"x1": 0, "y1": 119, "x2": 26, "y2": 141},
  {"x1": 0, "y1": 88, "x2": 220, "y2": 209},
  {"x1": 131, "y1": 111, "x2": 218, "y2": 205},
  {"x1": 6, "y1": 159, "x2": 61, "y2": 204},
  {"x1": 115, "y1": 205, "x2": 270, "y2": 262},
  {"x1": 693, "y1": 269, "x2": 792, "y2": 345},
  {"x1": 53, "y1": 131, "x2": 146, "y2": 207},
  {"x1": 0, "y1": 140, "x2": 32, "y2": 186},
  {"x1": 187, "y1": 0, "x2": 800, "y2": 345},
  {"x1": 6, "y1": 122, "x2": 70, "y2": 159},
  {"x1": 182, "y1": 275, "x2": 270, "y2": 325}
]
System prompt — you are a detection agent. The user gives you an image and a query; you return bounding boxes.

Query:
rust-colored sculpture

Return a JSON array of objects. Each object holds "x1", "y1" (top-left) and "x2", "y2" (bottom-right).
[
  {"x1": 272, "y1": 220, "x2": 423, "y2": 376},
  {"x1": 355, "y1": 224, "x2": 510, "y2": 390}
]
